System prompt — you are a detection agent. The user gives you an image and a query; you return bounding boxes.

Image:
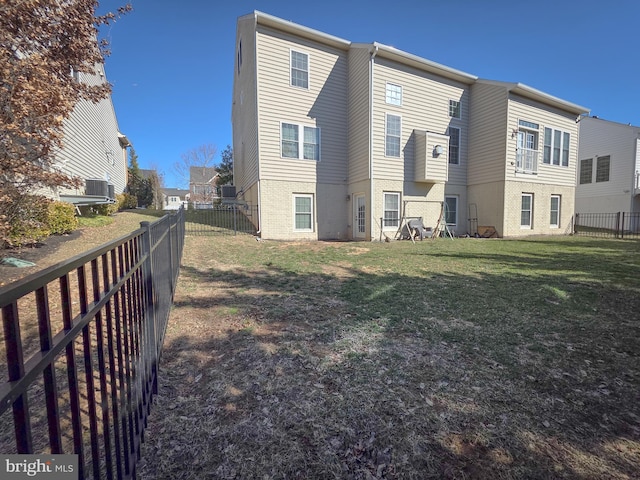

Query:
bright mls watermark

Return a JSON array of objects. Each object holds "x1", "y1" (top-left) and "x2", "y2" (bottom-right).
[{"x1": 1, "y1": 455, "x2": 77, "y2": 479}]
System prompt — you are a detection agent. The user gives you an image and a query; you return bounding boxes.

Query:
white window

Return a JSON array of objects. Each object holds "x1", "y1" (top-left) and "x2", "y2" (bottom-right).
[
  {"x1": 543, "y1": 127, "x2": 570, "y2": 166},
  {"x1": 386, "y1": 83, "x2": 402, "y2": 106},
  {"x1": 385, "y1": 114, "x2": 401, "y2": 157},
  {"x1": 521, "y1": 193, "x2": 533, "y2": 228},
  {"x1": 383, "y1": 192, "x2": 400, "y2": 228},
  {"x1": 444, "y1": 196, "x2": 458, "y2": 226},
  {"x1": 516, "y1": 121, "x2": 539, "y2": 173},
  {"x1": 579, "y1": 158, "x2": 593, "y2": 184},
  {"x1": 550, "y1": 195, "x2": 560, "y2": 228},
  {"x1": 448, "y1": 127, "x2": 460, "y2": 165},
  {"x1": 281, "y1": 123, "x2": 320, "y2": 160},
  {"x1": 596, "y1": 155, "x2": 610, "y2": 182},
  {"x1": 294, "y1": 194, "x2": 313, "y2": 231},
  {"x1": 449, "y1": 100, "x2": 461, "y2": 119},
  {"x1": 291, "y1": 50, "x2": 309, "y2": 89}
]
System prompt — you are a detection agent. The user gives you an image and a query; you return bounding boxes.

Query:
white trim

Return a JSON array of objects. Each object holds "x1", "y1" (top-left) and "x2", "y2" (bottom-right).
[
  {"x1": 382, "y1": 192, "x2": 400, "y2": 230},
  {"x1": 448, "y1": 99, "x2": 461, "y2": 119},
  {"x1": 550, "y1": 195, "x2": 560, "y2": 228},
  {"x1": 353, "y1": 193, "x2": 366, "y2": 239},
  {"x1": 293, "y1": 193, "x2": 314, "y2": 232},
  {"x1": 447, "y1": 126, "x2": 461, "y2": 165},
  {"x1": 279, "y1": 121, "x2": 320, "y2": 161},
  {"x1": 289, "y1": 48, "x2": 310, "y2": 90},
  {"x1": 385, "y1": 113, "x2": 402, "y2": 158},
  {"x1": 521, "y1": 193, "x2": 533, "y2": 229},
  {"x1": 385, "y1": 82, "x2": 403, "y2": 106},
  {"x1": 444, "y1": 195, "x2": 458, "y2": 227},
  {"x1": 542, "y1": 126, "x2": 570, "y2": 167}
]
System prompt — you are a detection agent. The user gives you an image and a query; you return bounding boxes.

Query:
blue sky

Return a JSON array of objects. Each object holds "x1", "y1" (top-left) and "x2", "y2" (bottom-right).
[{"x1": 100, "y1": 0, "x2": 640, "y2": 188}]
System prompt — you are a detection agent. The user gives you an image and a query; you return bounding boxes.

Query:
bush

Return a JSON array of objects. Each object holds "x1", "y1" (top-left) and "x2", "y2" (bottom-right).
[
  {"x1": 118, "y1": 193, "x2": 138, "y2": 210},
  {"x1": 7, "y1": 195, "x2": 51, "y2": 247},
  {"x1": 47, "y1": 201, "x2": 78, "y2": 235},
  {"x1": 92, "y1": 202, "x2": 118, "y2": 216}
]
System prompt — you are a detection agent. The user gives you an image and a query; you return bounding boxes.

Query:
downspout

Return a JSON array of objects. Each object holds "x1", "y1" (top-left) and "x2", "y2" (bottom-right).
[
  {"x1": 369, "y1": 44, "x2": 378, "y2": 241},
  {"x1": 253, "y1": 13, "x2": 262, "y2": 234}
]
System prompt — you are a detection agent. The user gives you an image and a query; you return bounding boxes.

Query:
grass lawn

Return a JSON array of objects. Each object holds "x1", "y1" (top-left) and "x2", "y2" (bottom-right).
[{"x1": 139, "y1": 235, "x2": 640, "y2": 479}]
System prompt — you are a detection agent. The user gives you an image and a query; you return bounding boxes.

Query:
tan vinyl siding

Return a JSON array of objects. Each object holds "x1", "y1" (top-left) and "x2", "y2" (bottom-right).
[
  {"x1": 232, "y1": 16, "x2": 260, "y2": 192},
  {"x1": 348, "y1": 46, "x2": 372, "y2": 183},
  {"x1": 468, "y1": 82, "x2": 509, "y2": 185},
  {"x1": 57, "y1": 67, "x2": 127, "y2": 196},
  {"x1": 371, "y1": 57, "x2": 470, "y2": 183},
  {"x1": 507, "y1": 94, "x2": 579, "y2": 186},
  {"x1": 256, "y1": 26, "x2": 348, "y2": 184}
]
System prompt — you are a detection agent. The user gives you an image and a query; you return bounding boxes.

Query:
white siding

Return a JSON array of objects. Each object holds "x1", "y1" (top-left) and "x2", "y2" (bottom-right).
[
  {"x1": 57, "y1": 66, "x2": 127, "y2": 196},
  {"x1": 576, "y1": 116, "x2": 640, "y2": 213},
  {"x1": 255, "y1": 26, "x2": 349, "y2": 184}
]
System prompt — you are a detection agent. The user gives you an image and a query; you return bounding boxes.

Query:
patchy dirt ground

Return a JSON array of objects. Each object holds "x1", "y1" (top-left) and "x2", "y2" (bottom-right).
[{"x1": 0, "y1": 211, "x2": 161, "y2": 288}]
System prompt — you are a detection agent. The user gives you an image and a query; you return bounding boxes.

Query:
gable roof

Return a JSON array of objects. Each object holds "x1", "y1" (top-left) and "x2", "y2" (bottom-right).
[
  {"x1": 189, "y1": 166, "x2": 218, "y2": 184},
  {"x1": 161, "y1": 188, "x2": 189, "y2": 198}
]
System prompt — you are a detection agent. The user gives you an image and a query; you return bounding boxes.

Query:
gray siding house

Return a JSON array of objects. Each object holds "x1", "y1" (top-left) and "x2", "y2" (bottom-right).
[
  {"x1": 232, "y1": 11, "x2": 589, "y2": 240},
  {"x1": 55, "y1": 64, "x2": 130, "y2": 206},
  {"x1": 576, "y1": 116, "x2": 640, "y2": 215}
]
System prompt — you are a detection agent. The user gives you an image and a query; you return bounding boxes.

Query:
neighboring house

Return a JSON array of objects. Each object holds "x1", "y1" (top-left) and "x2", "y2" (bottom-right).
[
  {"x1": 55, "y1": 63, "x2": 130, "y2": 206},
  {"x1": 576, "y1": 116, "x2": 640, "y2": 214},
  {"x1": 189, "y1": 166, "x2": 219, "y2": 207},
  {"x1": 232, "y1": 11, "x2": 589, "y2": 240},
  {"x1": 161, "y1": 188, "x2": 190, "y2": 210}
]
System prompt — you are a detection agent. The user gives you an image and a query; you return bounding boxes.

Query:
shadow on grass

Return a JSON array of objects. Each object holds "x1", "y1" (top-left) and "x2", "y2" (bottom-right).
[{"x1": 140, "y1": 239, "x2": 640, "y2": 479}]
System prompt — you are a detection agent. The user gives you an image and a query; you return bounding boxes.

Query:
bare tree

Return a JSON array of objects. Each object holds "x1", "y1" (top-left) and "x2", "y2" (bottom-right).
[
  {"x1": 173, "y1": 144, "x2": 218, "y2": 188},
  {"x1": 0, "y1": 0, "x2": 131, "y2": 246}
]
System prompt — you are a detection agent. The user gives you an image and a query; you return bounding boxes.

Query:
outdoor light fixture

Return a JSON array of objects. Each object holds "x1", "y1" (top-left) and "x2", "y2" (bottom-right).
[{"x1": 434, "y1": 145, "x2": 444, "y2": 155}]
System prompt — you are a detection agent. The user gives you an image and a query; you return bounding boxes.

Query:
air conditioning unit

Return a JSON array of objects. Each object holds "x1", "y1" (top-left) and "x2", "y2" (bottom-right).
[
  {"x1": 85, "y1": 179, "x2": 108, "y2": 197},
  {"x1": 107, "y1": 184, "x2": 115, "y2": 199},
  {"x1": 221, "y1": 185, "x2": 236, "y2": 198}
]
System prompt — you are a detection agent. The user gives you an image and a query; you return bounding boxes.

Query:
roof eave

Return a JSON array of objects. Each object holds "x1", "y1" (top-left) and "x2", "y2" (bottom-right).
[
  {"x1": 373, "y1": 43, "x2": 477, "y2": 84},
  {"x1": 253, "y1": 10, "x2": 351, "y2": 50}
]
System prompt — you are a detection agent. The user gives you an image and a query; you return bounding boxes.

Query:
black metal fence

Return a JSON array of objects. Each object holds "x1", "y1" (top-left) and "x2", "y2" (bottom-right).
[
  {"x1": 0, "y1": 208, "x2": 185, "y2": 479},
  {"x1": 184, "y1": 204, "x2": 258, "y2": 236},
  {"x1": 574, "y1": 212, "x2": 640, "y2": 239}
]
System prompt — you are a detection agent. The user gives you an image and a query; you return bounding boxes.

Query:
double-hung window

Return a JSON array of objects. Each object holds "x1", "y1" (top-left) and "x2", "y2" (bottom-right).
[
  {"x1": 386, "y1": 83, "x2": 402, "y2": 106},
  {"x1": 449, "y1": 100, "x2": 461, "y2": 119},
  {"x1": 448, "y1": 127, "x2": 460, "y2": 165},
  {"x1": 383, "y1": 192, "x2": 400, "y2": 228},
  {"x1": 550, "y1": 195, "x2": 560, "y2": 228},
  {"x1": 294, "y1": 194, "x2": 313, "y2": 231},
  {"x1": 281, "y1": 123, "x2": 320, "y2": 160},
  {"x1": 596, "y1": 155, "x2": 610, "y2": 182},
  {"x1": 445, "y1": 196, "x2": 458, "y2": 226},
  {"x1": 385, "y1": 114, "x2": 401, "y2": 157},
  {"x1": 291, "y1": 50, "x2": 309, "y2": 89},
  {"x1": 543, "y1": 128, "x2": 570, "y2": 166},
  {"x1": 521, "y1": 193, "x2": 533, "y2": 228}
]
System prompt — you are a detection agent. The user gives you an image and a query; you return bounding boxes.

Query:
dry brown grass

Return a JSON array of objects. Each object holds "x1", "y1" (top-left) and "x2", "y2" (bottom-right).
[{"x1": 137, "y1": 235, "x2": 640, "y2": 479}]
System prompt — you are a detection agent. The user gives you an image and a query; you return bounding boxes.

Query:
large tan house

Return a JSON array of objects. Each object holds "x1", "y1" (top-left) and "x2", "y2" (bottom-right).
[{"x1": 232, "y1": 11, "x2": 589, "y2": 240}]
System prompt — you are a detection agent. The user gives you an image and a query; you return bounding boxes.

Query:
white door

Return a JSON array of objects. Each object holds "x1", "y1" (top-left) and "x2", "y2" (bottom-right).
[{"x1": 354, "y1": 194, "x2": 365, "y2": 239}]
